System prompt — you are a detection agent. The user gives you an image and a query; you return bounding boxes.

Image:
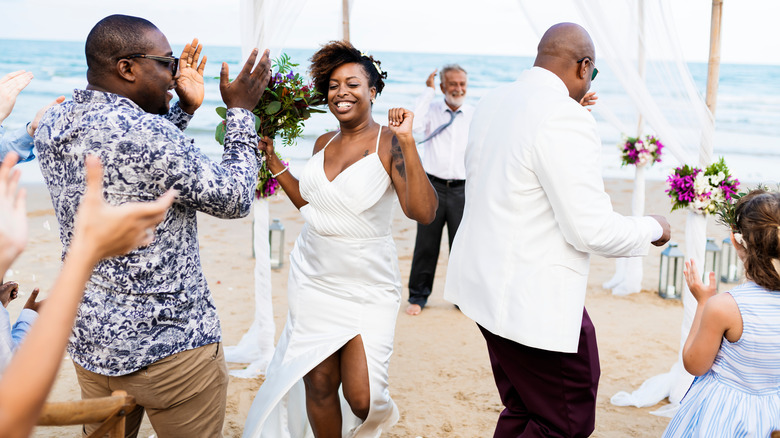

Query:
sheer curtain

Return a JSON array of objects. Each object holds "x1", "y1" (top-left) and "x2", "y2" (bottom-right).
[
  {"x1": 226, "y1": 0, "x2": 310, "y2": 378},
  {"x1": 516, "y1": 0, "x2": 715, "y2": 414}
]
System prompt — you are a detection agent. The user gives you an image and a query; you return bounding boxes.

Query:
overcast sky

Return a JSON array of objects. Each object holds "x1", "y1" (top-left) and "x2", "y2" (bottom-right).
[{"x1": 0, "y1": 0, "x2": 777, "y2": 65}]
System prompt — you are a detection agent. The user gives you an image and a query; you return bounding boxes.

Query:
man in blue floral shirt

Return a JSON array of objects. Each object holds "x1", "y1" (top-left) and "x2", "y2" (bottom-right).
[{"x1": 35, "y1": 15, "x2": 271, "y2": 437}]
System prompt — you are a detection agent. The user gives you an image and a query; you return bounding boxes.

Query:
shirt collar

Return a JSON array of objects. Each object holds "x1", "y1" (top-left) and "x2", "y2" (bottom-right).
[{"x1": 73, "y1": 89, "x2": 144, "y2": 112}]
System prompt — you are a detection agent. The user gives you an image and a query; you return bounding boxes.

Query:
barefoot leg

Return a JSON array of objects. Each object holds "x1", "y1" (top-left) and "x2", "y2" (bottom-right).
[
  {"x1": 341, "y1": 335, "x2": 371, "y2": 420},
  {"x1": 303, "y1": 352, "x2": 342, "y2": 438}
]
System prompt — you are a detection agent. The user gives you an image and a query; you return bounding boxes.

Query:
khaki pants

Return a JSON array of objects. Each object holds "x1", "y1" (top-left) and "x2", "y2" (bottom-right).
[{"x1": 74, "y1": 342, "x2": 228, "y2": 438}]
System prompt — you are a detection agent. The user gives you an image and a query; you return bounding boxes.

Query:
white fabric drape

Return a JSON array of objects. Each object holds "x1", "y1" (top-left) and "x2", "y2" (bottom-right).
[
  {"x1": 515, "y1": 0, "x2": 715, "y2": 414},
  {"x1": 239, "y1": 0, "x2": 310, "y2": 59},
  {"x1": 227, "y1": 199, "x2": 277, "y2": 377}
]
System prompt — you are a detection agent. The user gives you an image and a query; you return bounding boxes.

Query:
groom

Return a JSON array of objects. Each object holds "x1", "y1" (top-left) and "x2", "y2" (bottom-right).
[{"x1": 444, "y1": 23, "x2": 671, "y2": 437}]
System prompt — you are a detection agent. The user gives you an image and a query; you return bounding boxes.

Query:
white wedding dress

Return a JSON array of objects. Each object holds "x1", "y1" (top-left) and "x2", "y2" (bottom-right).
[{"x1": 242, "y1": 126, "x2": 401, "y2": 437}]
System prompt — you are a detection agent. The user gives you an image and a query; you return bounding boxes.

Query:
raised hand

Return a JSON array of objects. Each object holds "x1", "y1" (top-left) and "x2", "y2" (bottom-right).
[
  {"x1": 0, "y1": 153, "x2": 28, "y2": 276},
  {"x1": 30, "y1": 96, "x2": 65, "y2": 134},
  {"x1": 579, "y1": 91, "x2": 598, "y2": 111},
  {"x1": 22, "y1": 288, "x2": 42, "y2": 312},
  {"x1": 69, "y1": 156, "x2": 176, "y2": 263},
  {"x1": 219, "y1": 49, "x2": 271, "y2": 111},
  {"x1": 683, "y1": 259, "x2": 717, "y2": 303},
  {"x1": 0, "y1": 70, "x2": 34, "y2": 125},
  {"x1": 388, "y1": 107, "x2": 414, "y2": 140},
  {"x1": 425, "y1": 69, "x2": 438, "y2": 89},
  {"x1": 0, "y1": 281, "x2": 18, "y2": 308},
  {"x1": 176, "y1": 38, "x2": 207, "y2": 115}
]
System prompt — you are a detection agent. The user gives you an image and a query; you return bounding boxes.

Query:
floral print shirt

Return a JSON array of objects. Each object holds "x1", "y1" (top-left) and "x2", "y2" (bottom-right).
[{"x1": 35, "y1": 89, "x2": 261, "y2": 376}]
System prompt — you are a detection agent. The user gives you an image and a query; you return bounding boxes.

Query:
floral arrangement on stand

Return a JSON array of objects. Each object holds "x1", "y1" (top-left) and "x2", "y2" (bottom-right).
[
  {"x1": 214, "y1": 53, "x2": 326, "y2": 198},
  {"x1": 666, "y1": 157, "x2": 740, "y2": 214},
  {"x1": 620, "y1": 134, "x2": 664, "y2": 167}
]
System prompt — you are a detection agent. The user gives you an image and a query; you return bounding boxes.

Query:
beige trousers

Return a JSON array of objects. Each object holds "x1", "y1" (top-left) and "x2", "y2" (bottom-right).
[{"x1": 74, "y1": 342, "x2": 228, "y2": 438}]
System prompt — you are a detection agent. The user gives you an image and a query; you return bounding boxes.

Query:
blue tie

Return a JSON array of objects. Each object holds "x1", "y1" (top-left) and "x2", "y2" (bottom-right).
[{"x1": 418, "y1": 109, "x2": 458, "y2": 144}]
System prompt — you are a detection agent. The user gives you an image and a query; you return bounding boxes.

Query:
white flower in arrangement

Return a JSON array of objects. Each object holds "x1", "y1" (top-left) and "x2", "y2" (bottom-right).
[
  {"x1": 694, "y1": 172, "x2": 711, "y2": 195},
  {"x1": 710, "y1": 186, "x2": 724, "y2": 202},
  {"x1": 647, "y1": 141, "x2": 657, "y2": 153},
  {"x1": 710, "y1": 171, "x2": 726, "y2": 185},
  {"x1": 692, "y1": 195, "x2": 711, "y2": 212}
]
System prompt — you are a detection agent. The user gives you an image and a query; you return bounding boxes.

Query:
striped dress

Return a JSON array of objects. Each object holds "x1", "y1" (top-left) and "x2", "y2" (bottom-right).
[{"x1": 663, "y1": 281, "x2": 780, "y2": 437}]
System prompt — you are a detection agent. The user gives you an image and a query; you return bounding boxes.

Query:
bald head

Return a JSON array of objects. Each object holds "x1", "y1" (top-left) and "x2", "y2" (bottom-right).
[
  {"x1": 85, "y1": 15, "x2": 160, "y2": 83},
  {"x1": 533, "y1": 23, "x2": 596, "y2": 102}
]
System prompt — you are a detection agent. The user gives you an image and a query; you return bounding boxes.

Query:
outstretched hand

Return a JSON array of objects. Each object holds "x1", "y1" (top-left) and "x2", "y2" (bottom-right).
[
  {"x1": 0, "y1": 153, "x2": 28, "y2": 275},
  {"x1": 22, "y1": 288, "x2": 42, "y2": 312},
  {"x1": 30, "y1": 96, "x2": 65, "y2": 134},
  {"x1": 683, "y1": 259, "x2": 717, "y2": 303},
  {"x1": 388, "y1": 107, "x2": 414, "y2": 140},
  {"x1": 70, "y1": 156, "x2": 176, "y2": 263},
  {"x1": 219, "y1": 49, "x2": 271, "y2": 111},
  {"x1": 0, "y1": 71, "x2": 34, "y2": 124},
  {"x1": 176, "y1": 38, "x2": 207, "y2": 114},
  {"x1": 579, "y1": 91, "x2": 598, "y2": 111}
]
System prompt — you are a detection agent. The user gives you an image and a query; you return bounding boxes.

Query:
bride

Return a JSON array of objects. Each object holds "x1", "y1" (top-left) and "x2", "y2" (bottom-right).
[{"x1": 242, "y1": 41, "x2": 437, "y2": 437}]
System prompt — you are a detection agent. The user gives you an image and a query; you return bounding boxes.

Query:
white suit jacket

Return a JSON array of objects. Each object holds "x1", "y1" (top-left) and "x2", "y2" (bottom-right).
[{"x1": 444, "y1": 67, "x2": 660, "y2": 353}]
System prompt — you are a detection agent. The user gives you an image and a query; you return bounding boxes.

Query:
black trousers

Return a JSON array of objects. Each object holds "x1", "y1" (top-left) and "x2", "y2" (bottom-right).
[
  {"x1": 478, "y1": 308, "x2": 600, "y2": 438},
  {"x1": 407, "y1": 175, "x2": 465, "y2": 307}
]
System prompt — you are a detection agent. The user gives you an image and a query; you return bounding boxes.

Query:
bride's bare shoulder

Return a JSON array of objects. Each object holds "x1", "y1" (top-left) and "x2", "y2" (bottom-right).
[{"x1": 312, "y1": 131, "x2": 340, "y2": 155}]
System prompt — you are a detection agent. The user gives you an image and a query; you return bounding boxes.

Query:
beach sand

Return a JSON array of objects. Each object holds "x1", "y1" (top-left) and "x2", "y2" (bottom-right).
[{"x1": 15, "y1": 177, "x2": 734, "y2": 437}]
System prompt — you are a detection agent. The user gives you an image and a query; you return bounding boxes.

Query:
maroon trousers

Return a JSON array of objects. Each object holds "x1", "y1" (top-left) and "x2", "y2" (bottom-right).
[{"x1": 478, "y1": 309, "x2": 600, "y2": 438}]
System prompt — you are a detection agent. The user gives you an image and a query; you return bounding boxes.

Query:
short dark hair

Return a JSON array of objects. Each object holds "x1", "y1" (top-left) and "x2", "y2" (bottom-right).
[
  {"x1": 309, "y1": 40, "x2": 387, "y2": 98},
  {"x1": 85, "y1": 15, "x2": 159, "y2": 81}
]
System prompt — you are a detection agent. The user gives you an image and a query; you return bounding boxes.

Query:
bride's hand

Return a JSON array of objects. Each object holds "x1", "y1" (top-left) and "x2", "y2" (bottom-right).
[
  {"x1": 388, "y1": 107, "x2": 414, "y2": 141},
  {"x1": 258, "y1": 136, "x2": 274, "y2": 156}
]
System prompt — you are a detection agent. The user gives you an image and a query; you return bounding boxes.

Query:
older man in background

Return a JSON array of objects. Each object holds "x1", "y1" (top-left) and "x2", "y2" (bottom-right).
[{"x1": 406, "y1": 64, "x2": 474, "y2": 315}]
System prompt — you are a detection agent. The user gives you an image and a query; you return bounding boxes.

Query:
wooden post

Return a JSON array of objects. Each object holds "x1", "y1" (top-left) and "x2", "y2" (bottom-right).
[
  {"x1": 342, "y1": 0, "x2": 350, "y2": 42},
  {"x1": 705, "y1": 0, "x2": 723, "y2": 117}
]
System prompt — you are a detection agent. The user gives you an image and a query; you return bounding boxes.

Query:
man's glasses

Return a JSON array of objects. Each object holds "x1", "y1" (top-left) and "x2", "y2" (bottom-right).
[
  {"x1": 120, "y1": 54, "x2": 179, "y2": 76},
  {"x1": 577, "y1": 57, "x2": 598, "y2": 81}
]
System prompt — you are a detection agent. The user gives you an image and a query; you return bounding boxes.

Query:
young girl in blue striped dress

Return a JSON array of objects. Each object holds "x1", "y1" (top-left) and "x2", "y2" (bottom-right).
[{"x1": 664, "y1": 190, "x2": 780, "y2": 437}]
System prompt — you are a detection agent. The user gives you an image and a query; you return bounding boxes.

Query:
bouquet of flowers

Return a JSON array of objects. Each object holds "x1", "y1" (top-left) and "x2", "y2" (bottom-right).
[
  {"x1": 214, "y1": 53, "x2": 326, "y2": 199},
  {"x1": 256, "y1": 153, "x2": 288, "y2": 199},
  {"x1": 666, "y1": 157, "x2": 740, "y2": 214},
  {"x1": 619, "y1": 135, "x2": 663, "y2": 167}
]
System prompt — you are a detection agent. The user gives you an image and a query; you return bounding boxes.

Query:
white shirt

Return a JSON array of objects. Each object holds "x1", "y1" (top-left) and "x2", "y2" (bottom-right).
[
  {"x1": 412, "y1": 88, "x2": 474, "y2": 180},
  {"x1": 444, "y1": 67, "x2": 662, "y2": 353}
]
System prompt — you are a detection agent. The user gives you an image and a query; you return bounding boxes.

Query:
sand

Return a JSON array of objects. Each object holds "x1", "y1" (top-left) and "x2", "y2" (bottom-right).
[{"x1": 12, "y1": 177, "x2": 735, "y2": 437}]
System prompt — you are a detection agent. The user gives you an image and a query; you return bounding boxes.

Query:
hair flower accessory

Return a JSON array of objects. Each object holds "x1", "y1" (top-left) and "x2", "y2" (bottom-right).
[{"x1": 360, "y1": 51, "x2": 387, "y2": 79}]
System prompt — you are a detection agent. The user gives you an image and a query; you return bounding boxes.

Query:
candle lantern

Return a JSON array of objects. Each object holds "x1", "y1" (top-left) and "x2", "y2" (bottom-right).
[
  {"x1": 720, "y1": 236, "x2": 743, "y2": 283},
  {"x1": 704, "y1": 238, "x2": 721, "y2": 290},
  {"x1": 269, "y1": 218, "x2": 285, "y2": 270},
  {"x1": 658, "y1": 242, "x2": 684, "y2": 299}
]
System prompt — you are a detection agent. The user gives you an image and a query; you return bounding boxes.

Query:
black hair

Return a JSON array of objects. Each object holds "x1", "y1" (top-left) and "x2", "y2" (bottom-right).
[
  {"x1": 85, "y1": 14, "x2": 159, "y2": 81},
  {"x1": 309, "y1": 40, "x2": 387, "y2": 98}
]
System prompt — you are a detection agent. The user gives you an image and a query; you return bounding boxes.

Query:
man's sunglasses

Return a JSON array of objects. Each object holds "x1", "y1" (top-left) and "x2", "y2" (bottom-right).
[
  {"x1": 577, "y1": 56, "x2": 598, "y2": 81},
  {"x1": 120, "y1": 54, "x2": 179, "y2": 76}
]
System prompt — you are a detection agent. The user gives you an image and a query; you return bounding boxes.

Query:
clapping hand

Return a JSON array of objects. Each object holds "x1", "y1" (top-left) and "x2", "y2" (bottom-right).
[
  {"x1": 22, "y1": 288, "x2": 42, "y2": 312},
  {"x1": 0, "y1": 71, "x2": 34, "y2": 125},
  {"x1": 579, "y1": 91, "x2": 598, "y2": 111},
  {"x1": 70, "y1": 156, "x2": 176, "y2": 263},
  {"x1": 683, "y1": 259, "x2": 717, "y2": 303},
  {"x1": 425, "y1": 69, "x2": 438, "y2": 89},
  {"x1": 219, "y1": 48, "x2": 272, "y2": 111},
  {"x1": 388, "y1": 107, "x2": 414, "y2": 140},
  {"x1": 176, "y1": 39, "x2": 207, "y2": 115},
  {"x1": 0, "y1": 281, "x2": 18, "y2": 308},
  {"x1": 0, "y1": 153, "x2": 28, "y2": 276}
]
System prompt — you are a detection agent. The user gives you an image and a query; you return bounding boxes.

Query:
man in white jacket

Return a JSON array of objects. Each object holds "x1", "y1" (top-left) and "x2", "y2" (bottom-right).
[{"x1": 444, "y1": 23, "x2": 671, "y2": 437}]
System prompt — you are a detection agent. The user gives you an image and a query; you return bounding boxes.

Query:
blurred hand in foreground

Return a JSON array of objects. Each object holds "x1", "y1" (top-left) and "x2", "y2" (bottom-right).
[{"x1": 0, "y1": 71, "x2": 34, "y2": 125}]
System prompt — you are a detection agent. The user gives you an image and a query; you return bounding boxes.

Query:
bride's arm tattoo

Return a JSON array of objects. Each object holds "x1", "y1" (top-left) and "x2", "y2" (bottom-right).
[{"x1": 391, "y1": 136, "x2": 406, "y2": 179}]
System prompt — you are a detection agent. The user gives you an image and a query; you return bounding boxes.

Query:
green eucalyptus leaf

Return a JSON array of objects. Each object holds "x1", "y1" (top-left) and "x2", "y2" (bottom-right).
[
  {"x1": 215, "y1": 121, "x2": 226, "y2": 145},
  {"x1": 254, "y1": 114, "x2": 262, "y2": 132},
  {"x1": 265, "y1": 101, "x2": 282, "y2": 115},
  {"x1": 215, "y1": 107, "x2": 227, "y2": 119}
]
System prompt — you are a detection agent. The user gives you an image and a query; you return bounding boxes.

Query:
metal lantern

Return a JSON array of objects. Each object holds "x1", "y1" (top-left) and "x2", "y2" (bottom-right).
[
  {"x1": 658, "y1": 242, "x2": 684, "y2": 299},
  {"x1": 704, "y1": 238, "x2": 721, "y2": 290},
  {"x1": 269, "y1": 218, "x2": 285, "y2": 270},
  {"x1": 720, "y1": 236, "x2": 743, "y2": 283}
]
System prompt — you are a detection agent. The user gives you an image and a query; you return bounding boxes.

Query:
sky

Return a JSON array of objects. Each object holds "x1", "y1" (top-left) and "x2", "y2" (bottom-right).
[{"x1": 0, "y1": 0, "x2": 777, "y2": 65}]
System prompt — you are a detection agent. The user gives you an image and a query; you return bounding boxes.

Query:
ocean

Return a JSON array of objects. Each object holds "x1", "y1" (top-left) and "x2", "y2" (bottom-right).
[{"x1": 1, "y1": 39, "x2": 778, "y2": 184}]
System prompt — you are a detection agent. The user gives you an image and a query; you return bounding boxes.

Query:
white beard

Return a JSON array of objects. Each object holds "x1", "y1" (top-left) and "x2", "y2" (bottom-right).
[{"x1": 445, "y1": 93, "x2": 465, "y2": 108}]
